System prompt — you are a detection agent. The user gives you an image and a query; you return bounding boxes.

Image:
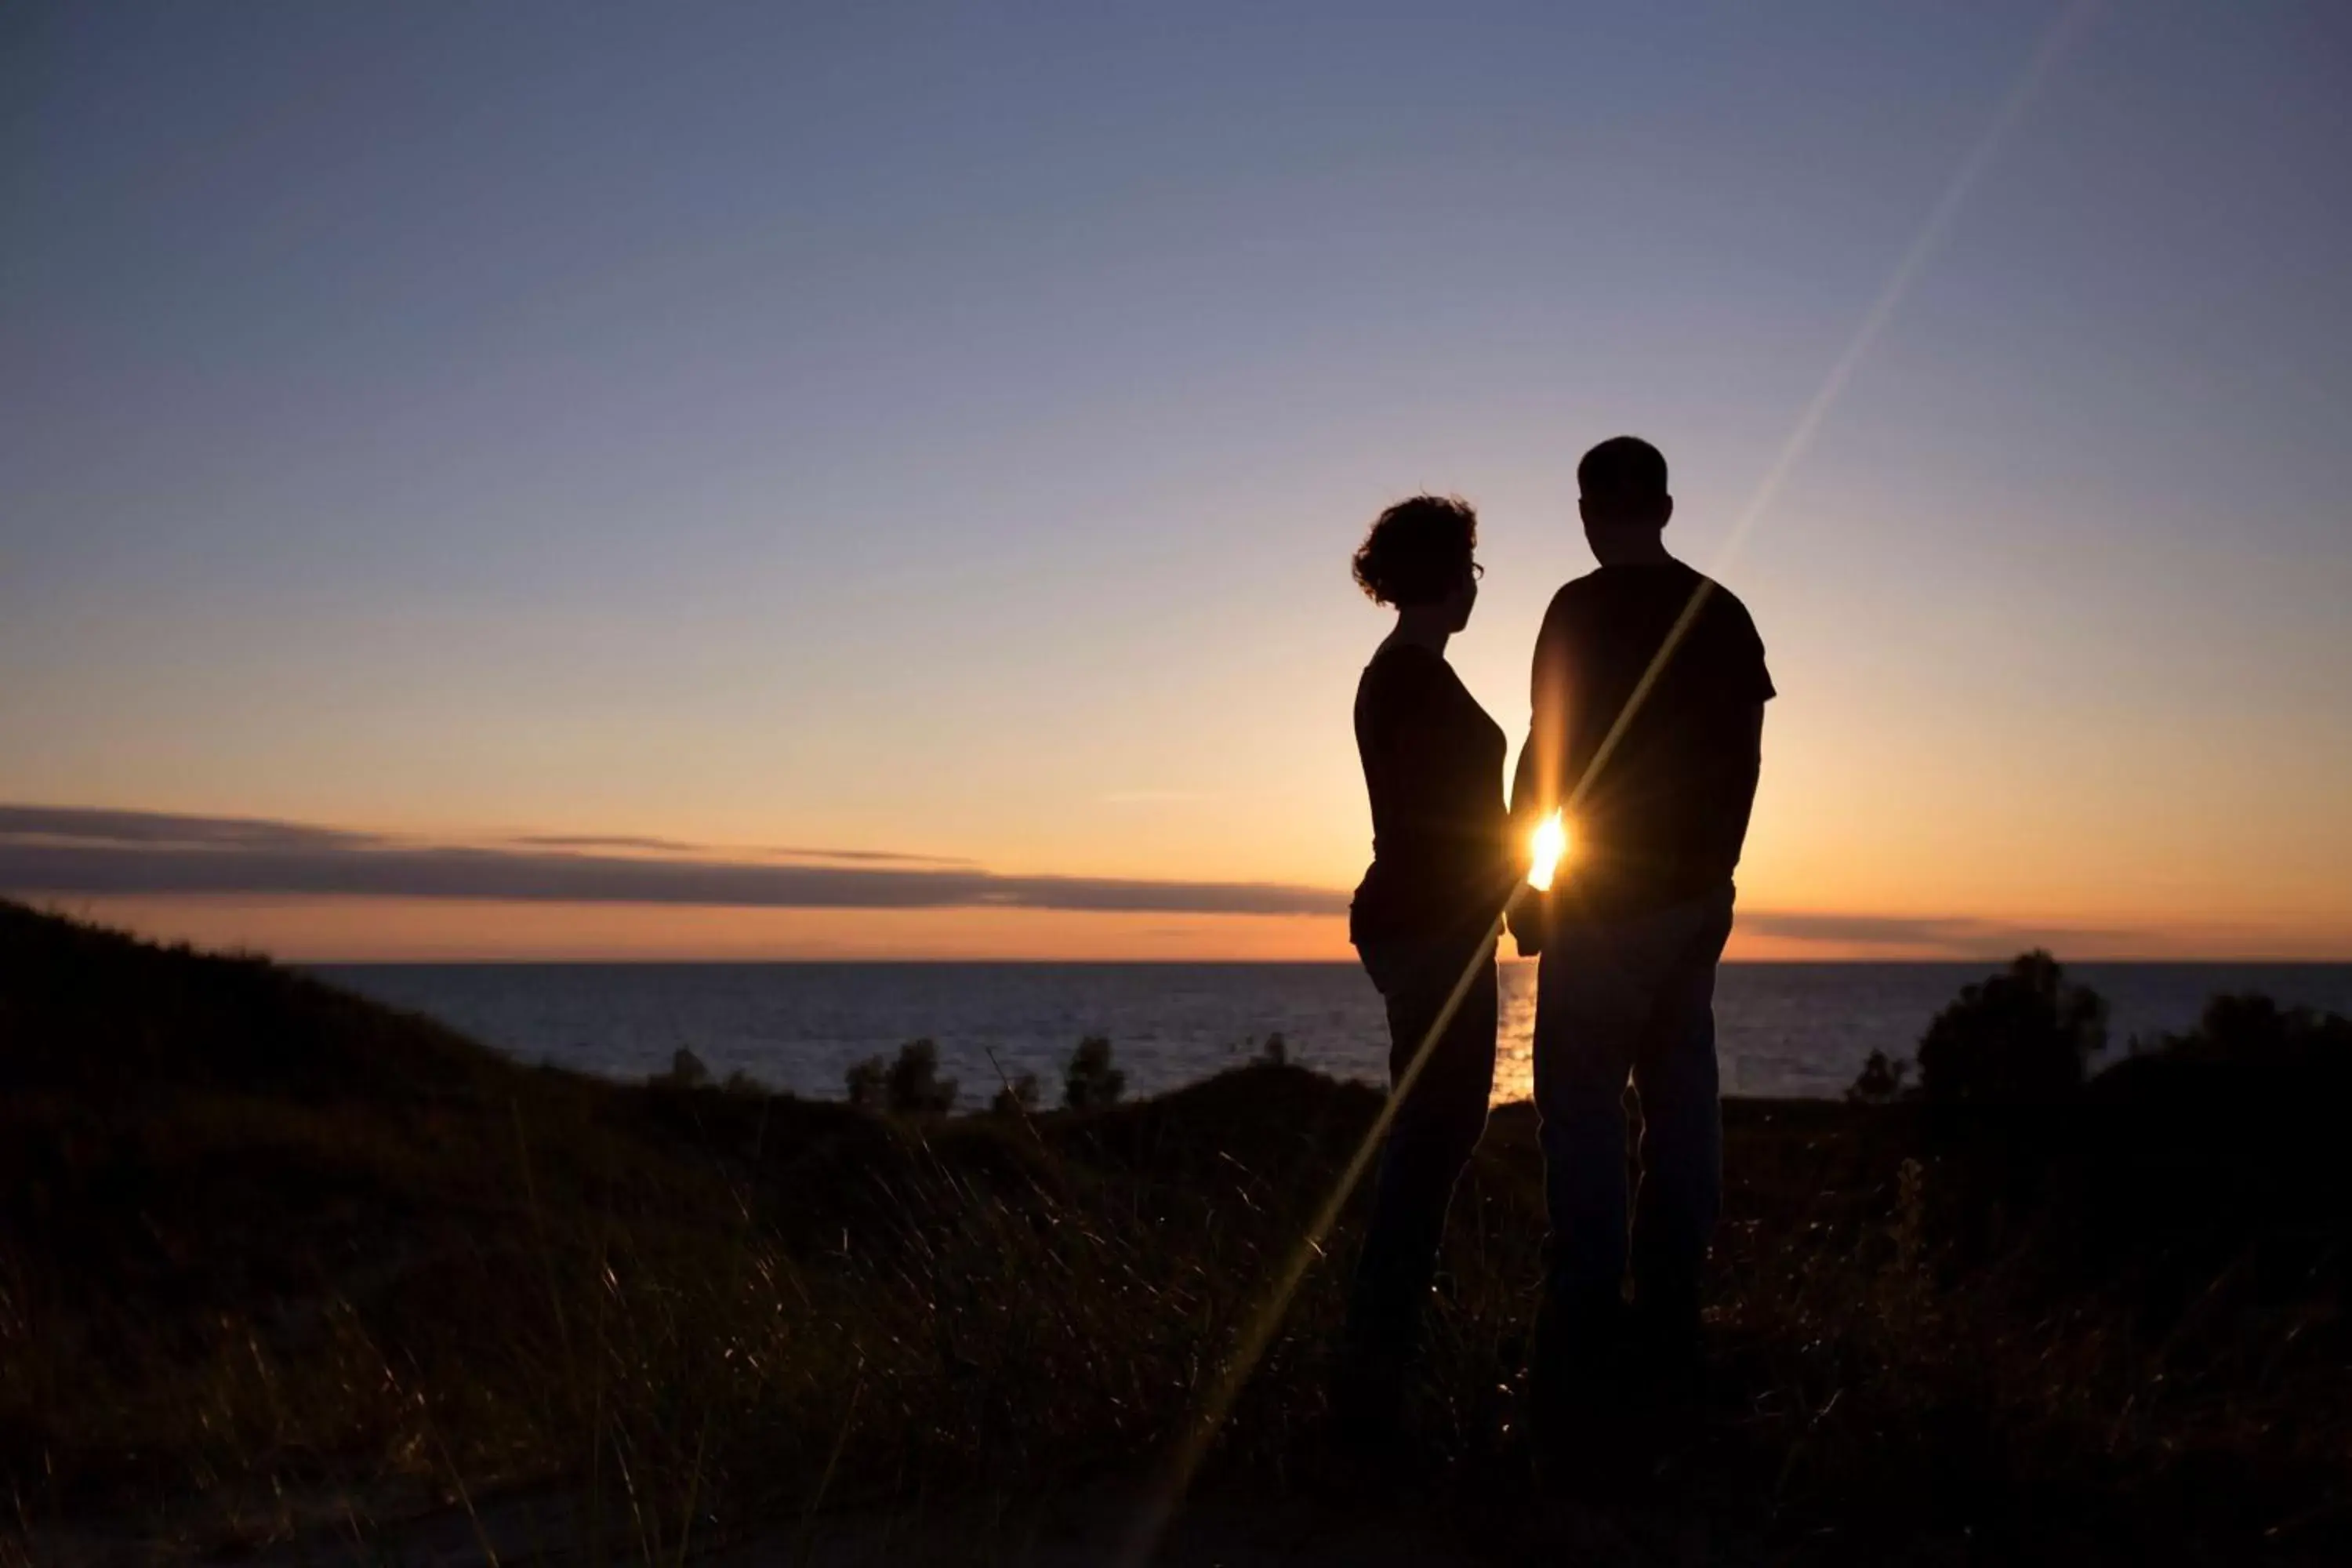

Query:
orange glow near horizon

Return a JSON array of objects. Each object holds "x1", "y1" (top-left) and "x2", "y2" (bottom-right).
[
  {"x1": 31, "y1": 893, "x2": 2352, "y2": 966},
  {"x1": 36, "y1": 895, "x2": 1359, "y2": 964}
]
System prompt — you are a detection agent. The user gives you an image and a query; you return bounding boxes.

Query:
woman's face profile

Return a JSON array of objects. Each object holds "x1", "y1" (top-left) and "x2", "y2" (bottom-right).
[{"x1": 1445, "y1": 564, "x2": 1479, "y2": 633}]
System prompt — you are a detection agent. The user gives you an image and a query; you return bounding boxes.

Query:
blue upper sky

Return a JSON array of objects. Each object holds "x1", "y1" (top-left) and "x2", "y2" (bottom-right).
[{"x1": 5, "y1": 2, "x2": 2348, "y2": 958}]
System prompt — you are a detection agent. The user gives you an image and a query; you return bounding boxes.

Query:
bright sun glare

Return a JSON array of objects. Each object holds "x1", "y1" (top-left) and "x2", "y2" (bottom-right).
[{"x1": 1526, "y1": 811, "x2": 1570, "y2": 893}]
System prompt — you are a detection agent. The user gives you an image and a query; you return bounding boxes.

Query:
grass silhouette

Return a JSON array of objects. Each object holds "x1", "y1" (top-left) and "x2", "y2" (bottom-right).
[{"x1": 1, "y1": 899, "x2": 2346, "y2": 1561}]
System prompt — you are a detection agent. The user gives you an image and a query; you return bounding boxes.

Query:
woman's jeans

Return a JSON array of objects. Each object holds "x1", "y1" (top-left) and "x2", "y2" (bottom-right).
[
  {"x1": 1532, "y1": 883, "x2": 1737, "y2": 1378},
  {"x1": 1342, "y1": 932, "x2": 1498, "y2": 1396}
]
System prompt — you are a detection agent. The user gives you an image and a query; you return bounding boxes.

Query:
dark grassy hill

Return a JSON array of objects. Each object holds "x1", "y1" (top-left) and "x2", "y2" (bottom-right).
[{"x1": 1, "y1": 901, "x2": 2346, "y2": 1563}]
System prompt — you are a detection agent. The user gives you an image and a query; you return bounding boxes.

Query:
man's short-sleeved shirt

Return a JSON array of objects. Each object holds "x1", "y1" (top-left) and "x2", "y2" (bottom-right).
[{"x1": 1523, "y1": 561, "x2": 1773, "y2": 914}]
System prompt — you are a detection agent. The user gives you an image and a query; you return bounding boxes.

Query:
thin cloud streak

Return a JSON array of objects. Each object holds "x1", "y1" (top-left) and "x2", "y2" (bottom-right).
[
  {"x1": 503, "y1": 833, "x2": 975, "y2": 867},
  {"x1": 1738, "y1": 910, "x2": 2131, "y2": 956},
  {"x1": 2, "y1": 808, "x2": 2155, "y2": 949},
  {"x1": 0, "y1": 805, "x2": 384, "y2": 851},
  {"x1": 0, "y1": 806, "x2": 1342, "y2": 917},
  {"x1": 0, "y1": 808, "x2": 976, "y2": 869}
]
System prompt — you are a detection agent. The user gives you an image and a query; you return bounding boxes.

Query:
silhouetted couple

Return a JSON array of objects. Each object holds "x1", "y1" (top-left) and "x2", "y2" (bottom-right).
[{"x1": 1341, "y1": 436, "x2": 1773, "y2": 1460}]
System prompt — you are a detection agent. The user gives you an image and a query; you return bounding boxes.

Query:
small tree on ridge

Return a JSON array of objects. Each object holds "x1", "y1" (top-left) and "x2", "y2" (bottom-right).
[
  {"x1": 1915, "y1": 950, "x2": 2107, "y2": 1105},
  {"x1": 1064, "y1": 1036, "x2": 1125, "y2": 1110}
]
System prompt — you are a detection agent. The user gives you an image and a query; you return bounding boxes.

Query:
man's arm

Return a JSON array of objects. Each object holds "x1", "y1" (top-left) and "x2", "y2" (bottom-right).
[
  {"x1": 1508, "y1": 601, "x2": 1570, "y2": 954},
  {"x1": 1508, "y1": 732, "x2": 1542, "y2": 836},
  {"x1": 1517, "y1": 598, "x2": 1570, "y2": 826},
  {"x1": 1704, "y1": 591, "x2": 1773, "y2": 877},
  {"x1": 1708, "y1": 700, "x2": 1766, "y2": 877}
]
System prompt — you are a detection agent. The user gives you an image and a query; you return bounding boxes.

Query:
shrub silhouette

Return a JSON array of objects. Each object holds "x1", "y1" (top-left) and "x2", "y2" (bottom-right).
[
  {"x1": 844, "y1": 1053, "x2": 887, "y2": 1110},
  {"x1": 1064, "y1": 1036, "x2": 1125, "y2": 1110},
  {"x1": 2152, "y1": 992, "x2": 2352, "y2": 1068},
  {"x1": 844, "y1": 1040, "x2": 959, "y2": 1114},
  {"x1": 1915, "y1": 950, "x2": 2106, "y2": 1105},
  {"x1": 990, "y1": 1071, "x2": 1040, "y2": 1118},
  {"x1": 884, "y1": 1038, "x2": 958, "y2": 1116},
  {"x1": 658, "y1": 1047, "x2": 710, "y2": 1088},
  {"x1": 1845, "y1": 1048, "x2": 1910, "y2": 1104},
  {"x1": 1258, "y1": 1031, "x2": 1289, "y2": 1068}
]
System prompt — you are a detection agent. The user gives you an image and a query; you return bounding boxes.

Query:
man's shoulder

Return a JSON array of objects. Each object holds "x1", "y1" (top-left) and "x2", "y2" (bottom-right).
[
  {"x1": 1544, "y1": 561, "x2": 1722, "y2": 616},
  {"x1": 1540, "y1": 568, "x2": 1615, "y2": 625},
  {"x1": 1548, "y1": 564, "x2": 1766, "y2": 659},
  {"x1": 1551, "y1": 566, "x2": 1614, "y2": 600},
  {"x1": 1688, "y1": 574, "x2": 1773, "y2": 701},
  {"x1": 1696, "y1": 572, "x2": 1760, "y2": 633}
]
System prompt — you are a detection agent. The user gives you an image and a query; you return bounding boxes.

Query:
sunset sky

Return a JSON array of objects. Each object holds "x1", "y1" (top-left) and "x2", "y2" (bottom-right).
[{"x1": 5, "y1": 2, "x2": 2349, "y2": 961}]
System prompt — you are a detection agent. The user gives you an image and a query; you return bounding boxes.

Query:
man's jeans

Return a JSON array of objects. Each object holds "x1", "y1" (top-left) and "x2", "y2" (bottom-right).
[
  {"x1": 1342, "y1": 932, "x2": 1498, "y2": 1395},
  {"x1": 1533, "y1": 883, "x2": 1736, "y2": 1363}
]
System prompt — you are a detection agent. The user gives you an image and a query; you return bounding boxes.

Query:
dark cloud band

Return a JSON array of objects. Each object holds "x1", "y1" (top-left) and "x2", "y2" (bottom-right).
[
  {"x1": 1737, "y1": 909, "x2": 2128, "y2": 956},
  {"x1": 2, "y1": 806, "x2": 2119, "y2": 949},
  {"x1": 0, "y1": 805, "x2": 1344, "y2": 917}
]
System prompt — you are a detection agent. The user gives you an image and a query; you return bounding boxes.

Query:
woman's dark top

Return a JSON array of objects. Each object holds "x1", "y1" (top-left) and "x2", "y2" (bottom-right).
[{"x1": 1350, "y1": 642, "x2": 1511, "y2": 952}]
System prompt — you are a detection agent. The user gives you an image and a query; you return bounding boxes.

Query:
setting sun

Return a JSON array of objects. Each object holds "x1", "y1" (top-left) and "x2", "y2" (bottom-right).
[{"x1": 1527, "y1": 811, "x2": 1570, "y2": 893}]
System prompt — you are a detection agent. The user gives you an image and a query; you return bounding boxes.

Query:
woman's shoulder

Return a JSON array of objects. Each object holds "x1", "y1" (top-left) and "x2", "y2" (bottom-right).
[
  {"x1": 1360, "y1": 642, "x2": 1490, "y2": 724},
  {"x1": 1359, "y1": 641, "x2": 1449, "y2": 700},
  {"x1": 1364, "y1": 638, "x2": 1450, "y2": 677}
]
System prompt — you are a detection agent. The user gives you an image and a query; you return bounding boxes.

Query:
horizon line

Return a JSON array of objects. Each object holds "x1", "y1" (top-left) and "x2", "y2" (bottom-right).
[{"x1": 292, "y1": 953, "x2": 2352, "y2": 967}]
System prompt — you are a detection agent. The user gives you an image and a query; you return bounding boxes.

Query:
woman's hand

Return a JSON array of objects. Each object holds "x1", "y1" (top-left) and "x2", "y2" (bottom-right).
[{"x1": 1507, "y1": 882, "x2": 1548, "y2": 957}]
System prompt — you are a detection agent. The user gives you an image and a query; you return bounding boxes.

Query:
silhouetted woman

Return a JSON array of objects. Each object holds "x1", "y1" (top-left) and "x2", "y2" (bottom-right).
[{"x1": 1340, "y1": 494, "x2": 1514, "y2": 1436}]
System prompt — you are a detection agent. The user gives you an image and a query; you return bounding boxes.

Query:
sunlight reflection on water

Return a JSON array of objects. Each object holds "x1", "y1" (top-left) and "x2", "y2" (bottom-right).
[{"x1": 1496, "y1": 961, "x2": 1539, "y2": 1105}]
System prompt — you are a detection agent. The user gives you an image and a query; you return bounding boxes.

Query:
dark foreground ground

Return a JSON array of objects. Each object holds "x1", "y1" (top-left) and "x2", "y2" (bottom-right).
[{"x1": 2, "y1": 901, "x2": 2348, "y2": 1564}]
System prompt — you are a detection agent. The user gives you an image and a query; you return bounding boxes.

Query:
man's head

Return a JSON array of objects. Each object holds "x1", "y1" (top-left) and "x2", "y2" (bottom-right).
[{"x1": 1577, "y1": 436, "x2": 1674, "y2": 564}]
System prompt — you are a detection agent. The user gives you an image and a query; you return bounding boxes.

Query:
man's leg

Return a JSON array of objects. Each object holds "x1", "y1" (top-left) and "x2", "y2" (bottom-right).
[
  {"x1": 1530, "y1": 926, "x2": 1644, "y2": 1406},
  {"x1": 1627, "y1": 887, "x2": 1736, "y2": 1373},
  {"x1": 1341, "y1": 940, "x2": 1498, "y2": 1425}
]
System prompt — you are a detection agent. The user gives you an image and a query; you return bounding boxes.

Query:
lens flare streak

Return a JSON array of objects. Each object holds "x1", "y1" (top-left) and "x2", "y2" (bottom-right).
[{"x1": 1120, "y1": 6, "x2": 2100, "y2": 1559}]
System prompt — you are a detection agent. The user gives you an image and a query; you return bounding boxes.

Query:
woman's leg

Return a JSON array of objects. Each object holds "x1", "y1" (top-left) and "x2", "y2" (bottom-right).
[{"x1": 1341, "y1": 941, "x2": 1498, "y2": 1417}]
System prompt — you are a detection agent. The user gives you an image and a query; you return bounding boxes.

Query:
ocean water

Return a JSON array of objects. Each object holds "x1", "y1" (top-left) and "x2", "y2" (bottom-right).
[{"x1": 314, "y1": 960, "x2": 2352, "y2": 1107}]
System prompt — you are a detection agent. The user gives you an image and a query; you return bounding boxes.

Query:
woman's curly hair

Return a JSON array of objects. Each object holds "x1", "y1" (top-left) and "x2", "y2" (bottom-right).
[{"x1": 1351, "y1": 494, "x2": 1478, "y2": 608}]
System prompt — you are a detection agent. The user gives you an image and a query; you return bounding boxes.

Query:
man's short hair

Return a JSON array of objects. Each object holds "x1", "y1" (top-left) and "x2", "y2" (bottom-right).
[{"x1": 1577, "y1": 436, "x2": 1668, "y2": 501}]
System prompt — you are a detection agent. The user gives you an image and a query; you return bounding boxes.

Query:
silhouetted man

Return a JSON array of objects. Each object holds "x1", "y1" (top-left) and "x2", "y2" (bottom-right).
[{"x1": 1511, "y1": 436, "x2": 1773, "y2": 1428}]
